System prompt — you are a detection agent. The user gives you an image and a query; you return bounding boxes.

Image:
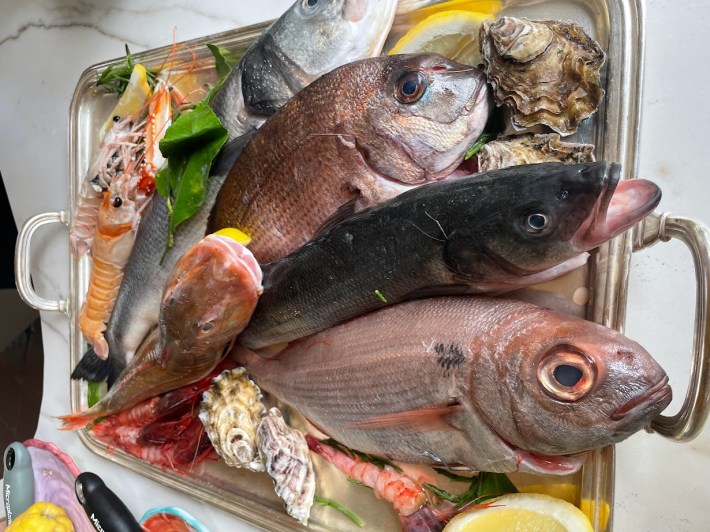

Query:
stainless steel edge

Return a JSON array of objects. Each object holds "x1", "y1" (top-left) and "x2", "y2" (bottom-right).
[
  {"x1": 633, "y1": 212, "x2": 710, "y2": 442},
  {"x1": 14, "y1": 211, "x2": 70, "y2": 314},
  {"x1": 585, "y1": 0, "x2": 645, "y2": 530}
]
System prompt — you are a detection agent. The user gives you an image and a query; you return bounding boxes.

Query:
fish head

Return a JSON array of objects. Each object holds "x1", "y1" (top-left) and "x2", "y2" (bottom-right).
[
  {"x1": 358, "y1": 53, "x2": 492, "y2": 186},
  {"x1": 468, "y1": 305, "x2": 671, "y2": 473},
  {"x1": 245, "y1": 0, "x2": 398, "y2": 115},
  {"x1": 161, "y1": 235, "x2": 263, "y2": 351},
  {"x1": 443, "y1": 162, "x2": 661, "y2": 286}
]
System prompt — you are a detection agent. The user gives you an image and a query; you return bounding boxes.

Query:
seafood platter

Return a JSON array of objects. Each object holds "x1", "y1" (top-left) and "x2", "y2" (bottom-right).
[{"x1": 14, "y1": 0, "x2": 710, "y2": 530}]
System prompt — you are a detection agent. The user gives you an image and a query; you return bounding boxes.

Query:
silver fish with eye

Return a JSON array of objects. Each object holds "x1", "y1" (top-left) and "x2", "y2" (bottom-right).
[
  {"x1": 236, "y1": 296, "x2": 672, "y2": 475},
  {"x1": 212, "y1": 0, "x2": 399, "y2": 141}
]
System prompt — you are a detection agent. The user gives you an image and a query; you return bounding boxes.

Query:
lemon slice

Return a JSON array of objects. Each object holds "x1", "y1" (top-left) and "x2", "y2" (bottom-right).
[
  {"x1": 214, "y1": 227, "x2": 252, "y2": 246},
  {"x1": 389, "y1": 10, "x2": 495, "y2": 67},
  {"x1": 443, "y1": 493, "x2": 593, "y2": 532},
  {"x1": 100, "y1": 63, "x2": 151, "y2": 138}
]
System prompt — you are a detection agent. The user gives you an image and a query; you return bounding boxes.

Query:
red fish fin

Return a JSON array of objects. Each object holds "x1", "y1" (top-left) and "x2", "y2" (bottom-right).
[
  {"x1": 57, "y1": 410, "x2": 97, "y2": 431},
  {"x1": 347, "y1": 404, "x2": 464, "y2": 432}
]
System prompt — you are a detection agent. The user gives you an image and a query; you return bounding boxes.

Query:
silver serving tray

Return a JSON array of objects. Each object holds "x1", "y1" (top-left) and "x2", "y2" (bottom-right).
[{"x1": 15, "y1": 0, "x2": 710, "y2": 530}]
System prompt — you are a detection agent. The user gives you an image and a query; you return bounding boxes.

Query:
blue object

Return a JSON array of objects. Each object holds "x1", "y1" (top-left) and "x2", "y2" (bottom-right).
[
  {"x1": 3, "y1": 442, "x2": 35, "y2": 525},
  {"x1": 140, "y1": 506, "x2": 210, "y2": 532}
]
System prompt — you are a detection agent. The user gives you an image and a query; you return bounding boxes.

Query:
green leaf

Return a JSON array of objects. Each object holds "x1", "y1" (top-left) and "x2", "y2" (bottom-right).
[
  {"x1": 155, "y1": 101, "x2": 228, "y2": 252},
  {"x1": 207, "y1": 44, "x2": 240, "y2": 79},
  {"x1": 97, "y1": 44, "x2": 156, "y2": 95},
  {"x1": 314, "y1": 497, "x2": 365, "y2": 527},
  {"x1": 464, "y1": 132, "x2": 495, "y2": 160},
  {"x1": 87, "y1": 380, "x2": 106, "y2": 408},
  {"x1": 424, "y1": 472, "x2": 518, "y2": 507}
]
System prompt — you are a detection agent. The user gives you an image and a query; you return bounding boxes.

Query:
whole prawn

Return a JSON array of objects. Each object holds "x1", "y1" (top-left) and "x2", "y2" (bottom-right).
[
  {"x1": 78, "y1": 184, "x2": 140, "y2": 359},
  {"x1": 306, "y1": 435, "x2": 427, "y2": 517}
]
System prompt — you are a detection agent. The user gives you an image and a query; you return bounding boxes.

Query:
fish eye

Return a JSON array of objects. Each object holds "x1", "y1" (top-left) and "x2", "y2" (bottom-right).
[
  {"x1": 394, "y1": 71, "x2": 428, "y2": 104},
  {"x1": 112, "y1": 196, "x2": 123, "y2": 208},
  {"x1": 302, "y1": 0, "x2": 319, "y2": 8},
  {"x1": 537, "y1": 347, "x2": 596, "y2": 401},
  {"x1": 201, "y1": 322, "x2": 214, "y2": 332},
  {"x1": 525, "y1": 213, "x2": 549, "y2": 233}
]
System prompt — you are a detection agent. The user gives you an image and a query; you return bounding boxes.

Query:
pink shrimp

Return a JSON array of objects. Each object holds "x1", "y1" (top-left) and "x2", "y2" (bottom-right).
[
  {"x1": 78, "y1": 186, "x2": 139, "y2": 359},
  {"x1": 306, "y1": 436, "x2": 426, "y2": 516}
]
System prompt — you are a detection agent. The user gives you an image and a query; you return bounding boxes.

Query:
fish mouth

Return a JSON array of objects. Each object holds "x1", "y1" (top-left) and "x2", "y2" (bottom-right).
[
  {"x1": 515, "y1": 448, "x2": 589, "y2": 475},
  {"x1": 610, "y1": 376, "x2": 672, "y2": 422},
  {"x1": 573, "y1": 163, "x2": 661, "y2": 248}
]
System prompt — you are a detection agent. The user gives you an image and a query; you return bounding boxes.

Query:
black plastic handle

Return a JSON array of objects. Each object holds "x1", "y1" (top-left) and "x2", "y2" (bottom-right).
[{"x1": 75, "y1": 472, "x2": 143, "y2": 532}]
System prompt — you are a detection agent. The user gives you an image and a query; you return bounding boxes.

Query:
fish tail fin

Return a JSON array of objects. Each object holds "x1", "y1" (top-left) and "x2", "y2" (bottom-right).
[
  {"x1": 71, "y1": 346, "x2": 121, "y2": 387},
  {"x1": 56, "y1": 410, "x2": 98, "y2": 431}
]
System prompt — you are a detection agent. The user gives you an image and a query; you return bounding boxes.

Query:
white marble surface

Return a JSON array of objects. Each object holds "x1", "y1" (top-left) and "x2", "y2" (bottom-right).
[{"x1": 2, "y1": 0, "x2": 710, "y2": 530}]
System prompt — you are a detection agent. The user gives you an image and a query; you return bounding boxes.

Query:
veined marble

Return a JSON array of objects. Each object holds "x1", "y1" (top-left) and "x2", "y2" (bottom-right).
[{"x1": 1, "y1": 1, "x2": 709, "y2": 530}]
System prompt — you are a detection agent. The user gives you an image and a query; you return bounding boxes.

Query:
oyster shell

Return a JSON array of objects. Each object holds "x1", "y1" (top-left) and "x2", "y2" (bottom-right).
[
  {"x1": 199, "y1": 367, "x2": 265, "y2": 472},
  {"x1": 257, "y1": 407, "x2": 316, "y2": 525},
  {"x1": 480, "y1": 17, "x2": 605, "y2": 135},
  {"x1": 478, "y1": 134, "x2": 595, "y2": 171}
]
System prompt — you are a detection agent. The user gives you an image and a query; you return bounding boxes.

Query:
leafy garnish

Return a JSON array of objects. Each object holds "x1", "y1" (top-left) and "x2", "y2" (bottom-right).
[
  {"x1": 424, "y1": 472, "x2": 518, "y2": 506},
  {"x1": 432, "y1": 467, "x2": 477, "y2": 483},
  {"x1": 205, "y1": 44, "x2": 241, "y2": 104},
  {"x1": 314, "y1": 496, "x2": 365, "y2": 527},
  {"x1": 155, "y1": 101, "x2": 229, "y2": 253},
  {"x1": 87, "y1": 381, "x2": 105, "y2": 408},
  {"x1": 321, "y1": 438, "x2": 403, "y2": 473},
  {"x1": 97, "y1": 44, "x2": 157, "y2": 95},
  {"x1": 464, "y1": 132, "x2": 495, "y2": 160}
]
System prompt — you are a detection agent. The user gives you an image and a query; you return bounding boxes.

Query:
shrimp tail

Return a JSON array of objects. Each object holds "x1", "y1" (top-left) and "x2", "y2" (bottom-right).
[
  {"x1": 71, "y1": 346, "x2": 121, "y2": 387},
  {"x1": 57, "y1": 409, "x2": 98, "y2": 431}
]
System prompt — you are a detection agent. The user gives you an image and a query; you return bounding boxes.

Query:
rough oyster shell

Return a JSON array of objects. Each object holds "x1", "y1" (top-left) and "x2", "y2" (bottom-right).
[
  {"x1": 478, "y1": 134, "x2": 595, "y2": 171},
  {"x1": 480, "y1": 17, "x2": 605, "y2": 135},
  {"x1": 199, "y1": 367, "x2": 265, "y2": 472},
  {"x1": 257, "y1": 407, "x2": 315, "y2": 525}
]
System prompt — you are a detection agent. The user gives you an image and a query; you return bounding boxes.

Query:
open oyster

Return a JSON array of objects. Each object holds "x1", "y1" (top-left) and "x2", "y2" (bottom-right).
[
  {"x1": 480, "y1": 17, "x2": 605, "y2": 135},
  {"x1": 199, "y1": 367, "x2": 265, "y2": 472},
  {"x1": 478, "y1": 133, "x2": 595, "y2": 171},
  {"x1": 257, "y1": 407, "x2": 316, "y2": 526}
]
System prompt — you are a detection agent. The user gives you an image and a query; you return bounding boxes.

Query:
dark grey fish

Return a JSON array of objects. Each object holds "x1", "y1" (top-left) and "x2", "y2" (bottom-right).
[{"x1": 238, "y1": 162, "x2": 661, "y2": 350}]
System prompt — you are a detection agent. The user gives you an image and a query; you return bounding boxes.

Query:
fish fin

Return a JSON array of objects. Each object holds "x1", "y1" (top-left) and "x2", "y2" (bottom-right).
[
  {"x1": 312, "y1": 196, "x2": 359, "y2": 238},
  {"x1": 211, "y1": 130, "x2": 255, "y2": 175},
  {"x1": 347, "y1": 404, "x2": 464, "y2": 432},
  {"x1": 56, "y1": 410, "x2": 97, "y2": 431},
  {"x1": 71, "y1": 346, "x2": 116, "y2": 383}
]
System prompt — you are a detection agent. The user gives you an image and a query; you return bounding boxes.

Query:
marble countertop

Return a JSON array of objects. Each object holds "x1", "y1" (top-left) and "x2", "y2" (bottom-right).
[{"x1": 2, "y1": 1, "x2": 709, "y2": 530}]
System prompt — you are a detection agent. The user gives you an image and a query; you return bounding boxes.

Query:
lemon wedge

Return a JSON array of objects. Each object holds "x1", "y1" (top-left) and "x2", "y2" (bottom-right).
[
  {"x1": 100, "y1": 63, "x2": 151, "y2": 138},
  {"x1": 214, "y1": 227, "x2": 252, "y2": 246},
  {"x1": 443, "y1": 493, "x2": 594, "y2": 532},
  {"x1": 389, "y1": 10, "x2": 495, "y2": 67},
  {"x1": 519, "y1": 482, "x2": 580, "y2": 505}
]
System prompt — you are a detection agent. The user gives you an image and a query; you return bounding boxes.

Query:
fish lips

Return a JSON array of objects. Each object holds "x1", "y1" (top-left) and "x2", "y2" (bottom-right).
[
  {"x1": 610, "y1": 375, "x2": 672, "y2": 423},
  {"x1": 574, "y1": 163, "x2": 661, "y2": 248}
]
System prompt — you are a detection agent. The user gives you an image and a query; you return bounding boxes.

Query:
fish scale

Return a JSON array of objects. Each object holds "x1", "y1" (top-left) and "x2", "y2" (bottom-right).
[{"x1": 236, "y1": 296, "x2": 672, "y2": 474}]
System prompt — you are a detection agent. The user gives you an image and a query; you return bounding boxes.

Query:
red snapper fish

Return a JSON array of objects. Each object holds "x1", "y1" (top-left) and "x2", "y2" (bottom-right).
[{"x1": 236, "y1": 296, "x2": 672, "y2": 475}]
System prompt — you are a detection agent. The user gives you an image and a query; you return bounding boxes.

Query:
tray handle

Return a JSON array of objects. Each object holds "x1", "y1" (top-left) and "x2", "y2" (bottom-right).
[
  {"x1": 14, "y1": 211, "x2": 70, "y2": 315},
  {"x1": 633, "y1": 211, "x2": 710, "y2": 441}
]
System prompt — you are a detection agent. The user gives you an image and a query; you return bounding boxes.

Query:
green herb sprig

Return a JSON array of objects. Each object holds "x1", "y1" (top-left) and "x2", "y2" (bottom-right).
[
  {"x1": 314, "y1": 496, "x2": 364, "y2": 527},
  {"x1": 423, "y1": 471, "x2": 518, "y2": 506},
  {"x1": 97, "y1": 44, "x2": 157, "y2": 94}
]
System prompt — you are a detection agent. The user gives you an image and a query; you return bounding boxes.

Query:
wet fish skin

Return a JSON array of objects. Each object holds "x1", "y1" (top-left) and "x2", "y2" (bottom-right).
[
  {"x1": 208, "y1": 53, "x2": 493, "y2": 263},
  {"x1": 238, "y1": 162, "x2": 661, "y2": 349},
  {"x1": 236, "y1": 296, "x2": 672, "y2": 474},
  {"x1": 71, "y1": 0, "x2": 398, "y2": 383},
  {"x1": 61, "y1": 235, "x2": 263, "y2": 430},
  {"x1": 211, "y1": 0, "x2": 398, "y2": 140}
]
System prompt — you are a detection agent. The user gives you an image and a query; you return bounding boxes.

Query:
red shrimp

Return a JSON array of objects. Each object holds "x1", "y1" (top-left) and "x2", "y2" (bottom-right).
[
  {"x1": 78, "y1": 186, "x2": 139, "y2": 359},
  {"x1": 306, "y1": 436, "x2": 426, "y2": 516}
]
